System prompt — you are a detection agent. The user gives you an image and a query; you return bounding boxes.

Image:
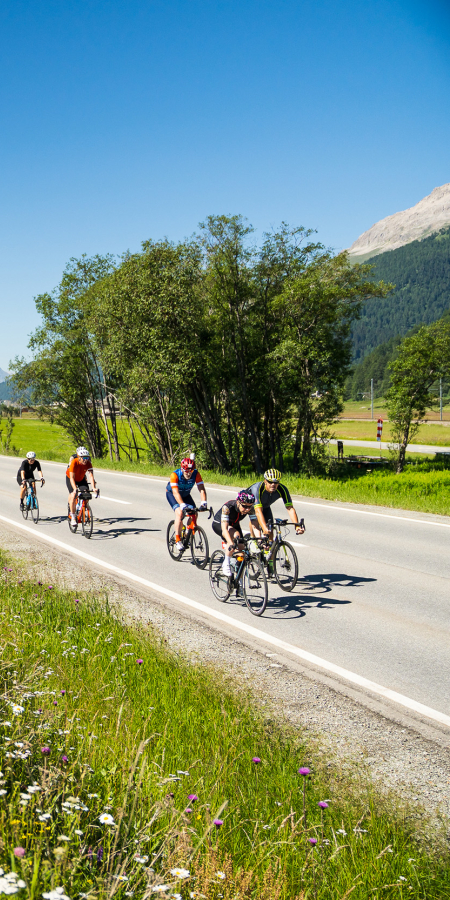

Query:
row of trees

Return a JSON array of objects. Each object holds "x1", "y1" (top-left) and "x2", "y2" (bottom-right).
[{"x1": 11, "y1": 216, "x2": 389, "y2": 474}]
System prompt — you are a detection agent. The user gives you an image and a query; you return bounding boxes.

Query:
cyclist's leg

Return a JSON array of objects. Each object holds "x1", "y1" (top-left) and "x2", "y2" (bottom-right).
[
  {"x1": 67, "y1": 475, "x2": 77, "y2": 517},
  {"x1": 166, "y1": 489, "x2": 184, "y2": 540},
  {"x1": 222, "y1": 525, "x2": 243, "y2": 574},
  {"x1": 17, "y1": 474, "x2": 26, "y2": 506}
]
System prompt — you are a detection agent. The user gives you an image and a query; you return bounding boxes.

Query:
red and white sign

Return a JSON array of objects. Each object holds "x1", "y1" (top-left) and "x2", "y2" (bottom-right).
[{"x1": 377, "y1": 417, "x2": 383, "y2": 442}]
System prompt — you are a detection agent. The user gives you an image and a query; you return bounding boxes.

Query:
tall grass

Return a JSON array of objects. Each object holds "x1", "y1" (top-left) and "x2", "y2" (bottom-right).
[{"x1": 0, "y1": 553, "x2": 449, "y2": 898}]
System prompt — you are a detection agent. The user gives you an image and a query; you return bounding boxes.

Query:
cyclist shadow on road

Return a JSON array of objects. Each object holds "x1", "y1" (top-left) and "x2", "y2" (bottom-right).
[
  {"x1": 92, "y1": 516, "x2": 160, "y2": 539},
  {"x1": 300, "y1": 572, "x2": 377, "y2": 592},
  {"x1": 262, "y1": 572, "x2": 376, "y2": 619}
]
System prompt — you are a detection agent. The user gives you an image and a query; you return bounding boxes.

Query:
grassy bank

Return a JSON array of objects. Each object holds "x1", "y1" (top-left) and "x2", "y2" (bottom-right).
[
  {"x1": 1, "y1": 418, "x2": 450, "y2": 516},
  {"x1": 1, "y1": 552, "x2": 449, "y2": 899}
]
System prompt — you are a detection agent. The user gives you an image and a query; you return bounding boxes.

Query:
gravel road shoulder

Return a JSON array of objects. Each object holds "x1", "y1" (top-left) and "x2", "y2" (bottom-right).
[{"x1": 1, "y1": 520, "x2": 449, "y2": 847}]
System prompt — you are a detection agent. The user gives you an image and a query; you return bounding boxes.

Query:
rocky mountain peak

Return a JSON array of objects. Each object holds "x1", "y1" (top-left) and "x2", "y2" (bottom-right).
[{"x1": 348, "y1": 182, "x2": 450, "y2": 260}]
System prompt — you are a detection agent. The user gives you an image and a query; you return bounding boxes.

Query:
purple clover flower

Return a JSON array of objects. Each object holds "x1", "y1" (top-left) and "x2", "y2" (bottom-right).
[
  {"x1": 252, "y1": 757, "x2": 261, "y2": 764},
  {"x1": 318, "y1": 801, "x2": 328, "y2": 809},
  {"x1": 61, "y1": 755, "x2": 68, "y2": 763},
  {"x1": 41, "y1": 747, "x2": 50, "y2": 755},
  {"x1": 308, "y1": 838, "x2": 318, "y2": 845},
  {"x1": 137, "y1": 658, "x2": 143, "y2": 665},
  {"x1": 185, "y1": 807, "x2": 192, "y2": 814},
  {"x1": 298, "y1": 767, "x2": 311, "y2": 776},
  {"x1": 13, "y1": 848, "x2": 25, "y2": 858},
  {"x1": 61, "y1": 690, "x2": 66, "y2": 696},
  {"x1": 188, "y1": 794, "x2": 198, "y2": 803},
  {"x1": 213, "y1": 819, "x2": 223, "y2": 829},
  {"x1": 53, "y1": 701, "x2": 58, "y2": 706}
]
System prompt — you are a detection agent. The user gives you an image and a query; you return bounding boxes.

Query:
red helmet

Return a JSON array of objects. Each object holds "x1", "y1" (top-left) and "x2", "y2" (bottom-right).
[{"x1": 180, "y1": 457, "x2": 195, "y2": 473}]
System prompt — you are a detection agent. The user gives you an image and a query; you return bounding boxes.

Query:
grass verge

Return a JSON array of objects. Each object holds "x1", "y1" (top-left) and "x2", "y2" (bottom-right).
[{"x1": 0, "y1": 551, "x2": 449, "y2": 898}]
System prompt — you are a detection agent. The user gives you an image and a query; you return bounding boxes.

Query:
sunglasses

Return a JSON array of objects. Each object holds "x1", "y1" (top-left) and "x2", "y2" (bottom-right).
[{"x1": 266, "y1": 480, "x2": 279, "y2": 485}]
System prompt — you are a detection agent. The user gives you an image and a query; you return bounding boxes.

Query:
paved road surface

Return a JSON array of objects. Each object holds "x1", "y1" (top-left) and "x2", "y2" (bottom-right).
[{"x1": 1, "y1": 455, "x2": 449, "y2": 726}]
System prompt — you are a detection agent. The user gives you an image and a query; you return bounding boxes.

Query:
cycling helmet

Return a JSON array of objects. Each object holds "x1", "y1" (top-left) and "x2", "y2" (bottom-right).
[
  {"x1": 264, "y1": 468, "x2": 281, "y2": 483},
  {"x1": 180, "y1": 457, "x2": 195, "y2": 472},
  {"x1": 26, "y1": 451, "x2": 36, "y2": 459},
  {"x1": 237, "y1": 490, "x2": 255, "y2": 506},
  {"x1": 76, "y1": 446, "x2": 90, "y2": 459}
]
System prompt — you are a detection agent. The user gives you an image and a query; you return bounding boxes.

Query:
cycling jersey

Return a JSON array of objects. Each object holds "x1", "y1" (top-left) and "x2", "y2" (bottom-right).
[
  {"x1": 167, "y1": 468, "x2": 204, "y2": 497},
  {"x1": 213, "y1": 500, "x2": 250, "y2": 533},
  {"x1": 17, "y1": 459, "x2": 41, "y2": 482},
  {"x1": 66, "y1": 457, "x2": 93, "y2": 483},
  {"x1": 247, "y1": 480, "x2": 293, "y2": 511}
]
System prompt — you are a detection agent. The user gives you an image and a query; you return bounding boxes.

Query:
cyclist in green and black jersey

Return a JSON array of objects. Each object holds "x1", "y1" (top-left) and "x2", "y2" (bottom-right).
[{"x1": 247, "y1": 469, "x2": 304, "y2": 540}]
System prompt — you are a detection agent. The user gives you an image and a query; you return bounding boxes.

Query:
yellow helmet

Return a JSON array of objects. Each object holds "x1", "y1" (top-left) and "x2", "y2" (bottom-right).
[{"x1": 264, "y1": 468, "x2": 281, "y2": 483}]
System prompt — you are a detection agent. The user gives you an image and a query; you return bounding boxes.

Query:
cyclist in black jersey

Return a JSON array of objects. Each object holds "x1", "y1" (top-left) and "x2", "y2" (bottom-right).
[
  {"x1": 212, "y1": 490, "x2": 255, "y2": 577},
  {"x1": 17, "y1": 452, "x2": 45, "y2": 510},
  {"x1": 247, "y1": 468, "x2": 304, "y2": 540}
]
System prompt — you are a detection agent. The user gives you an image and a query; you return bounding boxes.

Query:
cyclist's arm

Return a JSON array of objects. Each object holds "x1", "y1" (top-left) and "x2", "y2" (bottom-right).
[
  {"x1": 87, "y1": 469, "x2": 96, "y2": 490},
  {"x1": 220, "y1": 507, "x2": 235, "y2": 547},
  {"x1": 197, "y1": 485, "x2": 207, "y2": 503},
  {"x1": 20, "y1": 469, "x2": 26, "y2": 483}
]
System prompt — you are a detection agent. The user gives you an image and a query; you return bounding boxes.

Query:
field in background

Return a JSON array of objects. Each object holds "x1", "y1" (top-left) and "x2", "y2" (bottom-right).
[
  {"x1": 1, "y1": 550, "x2": 449, "y2": 899},
  {"x1": 333, "y1": 420, "x2": 450, "y2": 446},
  {"x1": 1, "y1": 418, "x2": 449, "y2": 516},
  {"x1": 339, "y1": 399, "x2": 450, "y2": 422}
]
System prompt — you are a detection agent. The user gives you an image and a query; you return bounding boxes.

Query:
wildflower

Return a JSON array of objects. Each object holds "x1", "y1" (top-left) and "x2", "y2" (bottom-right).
[
  {"x1": 318, "y1": 801, "x2": 328, "y2": 809},
  {"x1": 170, "y1": 869, "x2": 190, "y2": 879},
  {"x1": 0, "y1": 790, "x2": 7, "y2": 797},
  {"x1": 134, "y1": 856, "x2": 148, "y2": 863},
  {"x1": 27, "y1": 786, "x2": 41, "y2": 794},
  {"x1": 188, "y1": 794, "x2": 198, "y2": 803},
  {"x1": 216, "y1": 872, "x2": 226, "y2": 880},
  {"x1": 61, "y1": 756, "x2": 68, "y2": 763},
  {"x1": 213, "y1": 819, "x2": 223, "y2": 828},
  {"x1": 53, "y1": 702, "x2": 58, "y2": 706},
  {"x1": 38, "y1": 814, "x2": 52, "y2": 821},
  {"x1": 137, "y1": 659, "x2": 143, "y2": 665},
  {"x1": 97, "y1": 847, "x2": 103, "y2": 865},
  {"x1": 0, "y1": 872, "x2": 26, "y2": 893},
  {"x1": 60, "y1": 690, "x2": 66, "y2": 696},
  {"x1": 151, "y1": 888, "x2": 169, "y2": 894},
  {"x1": 336, "y1": 829, "x2": 347, "y2": 836},
  {"x1": 398, "y1": 877, "x2": 407, "y2": 882},
  {"x1": 98, "y1": 813, "x2": 115, "y2": 825},
  {"x1": 58, "y1": 836, "x2": 71, "y2": 842},
  {"x1": 11, "y1": 705, "x2": 25, "y2": 715},
  {"x1": 53, "y1": 848, "x2": 66, "y2": 860},
  {"x1": 252, "y1": 757, "x2": 261, "y2": 764},
  {"x1": 308, "y1": 838, "x2": 318, "y2": 846},
  {"x1": 74, "y1": 830, "x2": 83, "y2": 836},
  {"x1": 184, "y1": 808, "x2": 192, "y2": 814},
  {"x1": 42, "y1": 889, "x2": 71, "y2": 900},
  {"x1": 298, "y1": 767, "x2": 310, "y2": 776},
  {"x1": 41, "y1": 747, "x2": 51, "y2": 756},
  {"x1": 13, "y1": 849, "x2": 25, "y2": 859},
  {"x1": 113, "y1": 876, "x2": 128, "y2": 882}
]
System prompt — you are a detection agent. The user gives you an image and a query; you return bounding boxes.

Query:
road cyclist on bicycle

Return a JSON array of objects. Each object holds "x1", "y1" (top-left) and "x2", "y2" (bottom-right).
[
  {"x1": 247, "y1": 469, "x2": 305, "y2": 544},
  {"x1": 17, "y1": 452, "x2": 45, "y2": 511},
  {"x1": 166, "y1": 454, "x2": 208, "y2": 543},
  {"x1": 212, "y1": 490, "x2": 256, "y2": 578},
  {"x1": 66, "y1": 447, "x2": 99, "y2": 528}
]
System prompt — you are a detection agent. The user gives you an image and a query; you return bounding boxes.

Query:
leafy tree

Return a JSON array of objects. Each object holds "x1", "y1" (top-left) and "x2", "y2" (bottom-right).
[{"x1": 386, "y1": 318, "x2": 450, "y2": 472}]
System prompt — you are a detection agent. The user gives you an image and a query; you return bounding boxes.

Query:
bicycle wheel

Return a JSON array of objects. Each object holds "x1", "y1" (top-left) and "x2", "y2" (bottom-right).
[
  {"x1": 30, "y1": 493, "x2": 39, "y2": 524},
  {"x1": 273, "y1": 541, "x2": 298, "y2": 592},
  {"x1": 209, "y1": 550, "x2": 231, "y2": 602},
  {"x1": 21, "y1": 497, "x2": 29, "y2": 520},
  {"x1": 243, "y1": 558, "x2": 268, "y2": 616},
  {"x1": 190, "y1": 525, "x2": 209, "y2": 569},
  {"x1": 81, "y1": 502, "x2": 93, "y2": 539},
  {"x1": 166, "y1": 521, "x2": 187, "y2": 561}
]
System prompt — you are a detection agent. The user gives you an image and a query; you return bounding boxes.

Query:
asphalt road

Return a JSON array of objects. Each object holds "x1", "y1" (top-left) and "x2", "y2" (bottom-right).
[{"x1": 1, "y1": 455, "x2": 449, "y2": 725}]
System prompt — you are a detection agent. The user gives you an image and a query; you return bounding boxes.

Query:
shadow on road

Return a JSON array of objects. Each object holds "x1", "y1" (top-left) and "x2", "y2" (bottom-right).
[
  {"x1": 261, "y1": 572, "x2": 376, "y2": 620},
  {"x1": 40, "y1": 515, "x2": 158, "y2": 540},
  {"x1": 301, "y1": 572, "x2": 377, "y2": 592}
]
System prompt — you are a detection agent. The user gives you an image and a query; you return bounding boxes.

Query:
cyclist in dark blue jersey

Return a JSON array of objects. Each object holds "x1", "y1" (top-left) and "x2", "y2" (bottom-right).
[{"x1": 166, "y1": 455, "x2": 208, "y2": 544}]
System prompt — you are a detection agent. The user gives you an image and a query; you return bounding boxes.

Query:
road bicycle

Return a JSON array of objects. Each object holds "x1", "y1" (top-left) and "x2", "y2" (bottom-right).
[
  {"x1": 68, "y1": 487, "x2": 96, "y2": 539},
  {"x1": 209, "y1": 534, "x2": 268, "y2": 616},
  {"x1": 166, "y1": 505, "x2": 213, "y2": 569},
  {"x1": 21, "y1": 478, "x2": 43, "y2": 524},
  {"x1": 256, "y1": 517, "x2": 304, "y2": 592}
]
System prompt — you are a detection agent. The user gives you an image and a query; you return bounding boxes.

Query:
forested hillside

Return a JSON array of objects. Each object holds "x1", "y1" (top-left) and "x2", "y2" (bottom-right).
[
  {"x1": 347, "y1": 307, "x2": 450, "y2": 399},
  {"x1": 352, "y1": 227, "x2": 450, "y2": 361}
]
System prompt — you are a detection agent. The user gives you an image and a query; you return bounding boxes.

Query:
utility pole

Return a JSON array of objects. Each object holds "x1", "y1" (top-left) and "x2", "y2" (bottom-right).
[
  {"x1": 371, "y1": 378, "x2": 374, "y2": 421},
  {"x1": 440, "y1": 378, "x2": 443, "y2": 422}
]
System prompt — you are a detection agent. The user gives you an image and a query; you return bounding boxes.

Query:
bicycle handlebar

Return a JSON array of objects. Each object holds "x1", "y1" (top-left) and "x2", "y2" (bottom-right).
[
  {"x1": 275, "y1": 517, "x2": 305, "y2": 529},
  {"x1": 183, "y1": 505, "x2": 214, "y2": 519}
]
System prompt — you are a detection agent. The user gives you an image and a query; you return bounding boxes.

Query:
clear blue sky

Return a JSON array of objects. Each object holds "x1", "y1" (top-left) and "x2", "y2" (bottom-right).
[{"x1": 1, "y1": 0, "x2": 450, "y2": 366}]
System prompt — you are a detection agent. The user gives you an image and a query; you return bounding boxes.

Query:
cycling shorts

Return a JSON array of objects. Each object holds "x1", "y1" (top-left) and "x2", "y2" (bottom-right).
[
  {"x1": 66, "y1": 475, "x2": 89, "y2": 493},
  {"x1": 212, "y1": 520, "x2": 243, "y2": 539},
  {"x1": 166, "y1": 489, "x2": 194, "y2": 511},
  {"x1": 249, "y1": 508, "x2": 274, "y2": 529}
]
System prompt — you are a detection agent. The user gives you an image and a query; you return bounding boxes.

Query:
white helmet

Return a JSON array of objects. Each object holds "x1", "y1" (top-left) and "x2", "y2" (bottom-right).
[
  {"x1": 76, "y1": 446, "x2": 90, "y2": 458},
  {"x1": 26, "y1": 451, "x2": 36, "y2": 459}
]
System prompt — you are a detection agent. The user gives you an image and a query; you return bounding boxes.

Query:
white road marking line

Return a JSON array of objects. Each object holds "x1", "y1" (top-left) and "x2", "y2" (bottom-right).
[
  {"x1": 99, "y1": 496, "x2": 131, "y2": 505},
  {"x1": 2, "y1": 455, "x2": 449, "y2": 527},
  {"x1": 1, "y1": 512, "x2": 449, "y2": 730},
  {"x1": 290, "y1": 542, "x2": 308, "y2": 548}
]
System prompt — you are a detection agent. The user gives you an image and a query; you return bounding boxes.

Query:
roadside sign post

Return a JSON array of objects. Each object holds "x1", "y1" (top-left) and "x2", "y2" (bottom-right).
[{"x1": 377, "y1": 417, "x2": 383, "y2": 457}]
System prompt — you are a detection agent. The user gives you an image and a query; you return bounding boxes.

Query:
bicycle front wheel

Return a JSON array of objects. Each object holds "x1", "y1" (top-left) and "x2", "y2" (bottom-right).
[
  {"x1": 243, "y1": 558, "x2": 268, "y2": 616},
  {"x1": 191, "y1": 525, "x2": 209, "y2": 569},
  {"x1": 81, "y1": 502, "x2": 93, "y2": 539},
  {"x1": 209, "y1": 550, "x2": 231, "y2": 602},
  {"x1": 273, "y1": 540, "x2": 298, "y2": 592},
  {"x1": 31, "y1": 493, "x2": 39, "y2": 524}
]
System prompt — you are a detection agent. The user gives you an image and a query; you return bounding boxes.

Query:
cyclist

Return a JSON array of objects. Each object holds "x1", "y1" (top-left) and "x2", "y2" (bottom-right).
[
  {"x1": 247, "y1": 469, "x2": 305, "y2": 541},
  {"x1": 212, "y1": 490, "x2": 256, "y2": 577},
  {"x1": 17, "y1": 452, "x2": 45, "y2": 510},
  {"x1": 166, "y1": 455, "x2": 208, "y2": 543},
  {"x1": 66, "y1": 446, "x2": 98, "y2": 527}
]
